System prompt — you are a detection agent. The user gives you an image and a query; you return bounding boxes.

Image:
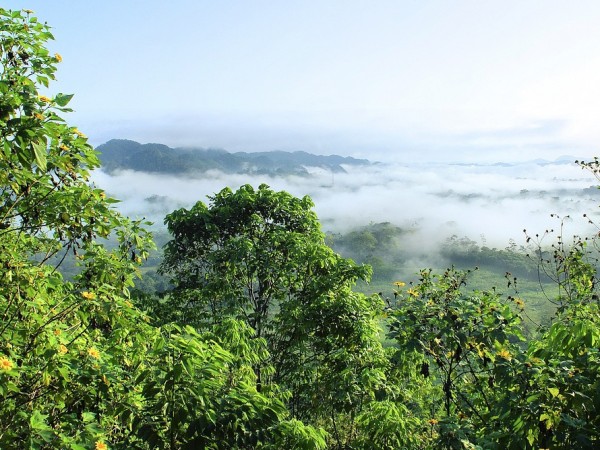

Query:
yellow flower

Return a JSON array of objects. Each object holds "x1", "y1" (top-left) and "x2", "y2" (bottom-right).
[
  {"x1": 38, "y1": 95, "x2": 51, "y2": 103},
  {"x1": 54, "y1": 53, "x2": 62, "y2": 62},
  {"x1": 53, "y1": 329, "x2": 61, "y2": 336},
  {"x1": 497, "y1": 349, "x2": 512, "y2": 361},
  {"x1": 58, "y1": 344, "x2": 68, "y2": 355},
  {"x1": 0, "y1": 356, "x2": 13, "y2": 371},
  {"x1": 393, "y1": 281, "x2": 406, "y2": 287},
  {"x1": 23, "y1": 9, "x2": 34, "y2": 14},
  {"x1": 88, "y1": 347, "x2": 100, "y2": 359},
  {"x1": 407, "y1": 288, "x2": 419, "y2": 298},
  {"x1": 34, "y1": 112, "x2": 44, "y2": 120},
  {"x1": 514, "y1": 298, "x2": 525, "y2": 309},
  {"x1": 427, "y1": 418, "x2": 439, "y2": 425},
  {"x1": 81, "y1": 291, "x2": 97, "y2": 300},
  {"x1": 95, "y1": 441, "x2": 108, "y2": 450},
  {"x1": 74, "y1": 129, "x2": 86, "y2": 138},
  {"x1": 59, "y1": 144, "x2": 69, "y2": 152},
  {"x1": 99, "y1": 192, "x2": 106, "y2": 199}
]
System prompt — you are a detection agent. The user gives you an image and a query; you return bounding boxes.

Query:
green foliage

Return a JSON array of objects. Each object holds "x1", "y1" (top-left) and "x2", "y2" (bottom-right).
[
  {"x1": 6, "y1": 7, "x2": 600, "y2": 449},
  {"x1": 353, "y1": 400, "x2": 421, "y2": 449},
  {"x1": 489, "y1": 216, "x2": 600, "y2": 449},
  {"x1": 328, "y1": 222, "x2": 408, "y2": 281},
  {"x1": 158, "y1": 184, "x2": 390, "y2": 444},
  {"x1": 0, "y1": 9, "x2": 328, "y2": 450},
  {"x1": 384, "y1": 188, "x2": 600, "y2": 449},
  {"x1": 0, "y1": 8, "x2": 154, "y2": 447},
  {"x1": 441, "y1": 235, "x2": 538, "y2": 280},
  {"x1": 135, "y1": 322, "x2": 328, "y2": 449},
  {"x1": 389, "y1": 268, "x2": 524, "y2": 447},
  {"x1": 494, "y1": 305, "x2": 600, "y2": 449}
]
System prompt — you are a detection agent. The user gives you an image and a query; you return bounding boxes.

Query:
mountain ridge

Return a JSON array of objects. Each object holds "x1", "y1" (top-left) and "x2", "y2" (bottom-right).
[{"x1": 96, "y1": 139, "x2": 371, "y2": 176}]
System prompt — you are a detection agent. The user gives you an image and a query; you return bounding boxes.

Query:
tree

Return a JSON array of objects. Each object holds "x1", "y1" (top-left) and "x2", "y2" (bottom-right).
[
  {"x1": 490, "y1": 206, "x2": 600, "y2": 449},
  {"x1": 389, "y1": 268, "x2": 524, "y2": 448},
  {"x1": 385, "y1": 160, "x2": 600, "y2": 449},
  {"x1": 0, "y1": 9, "x2": 327, "y2": 449},
  {"x1": 0, "y1": 7, "x2": 156, "y2": 447},
  {"x1": 135, "y1": 320, "x2": 328, "y2": 450},
  {"x1": 159, "y1": 184, "x2": 389, "y2": 444}
]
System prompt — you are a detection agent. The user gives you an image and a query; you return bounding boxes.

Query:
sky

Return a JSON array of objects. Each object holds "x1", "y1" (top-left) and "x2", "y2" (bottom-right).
[{"x1": 5, "y1": 0, "x2": 600, "y2": 162}]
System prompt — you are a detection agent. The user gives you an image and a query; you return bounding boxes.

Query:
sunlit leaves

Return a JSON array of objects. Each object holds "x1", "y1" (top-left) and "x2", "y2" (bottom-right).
[
  {"x1": 134, "y1": 323, "x2": 327, "y2": 449},
  {"x1": 354, "y1": 401, "x2": 421, "y2": 450},
  {"x1": 0, "y1": 7, "x2": 158, "y2": 448},
  {"x1": 389, "y1": 267, "x2": 525, "y2": 447},
  {"x1": 159, "y1": 183, "x2": 388, "y2": 445}
]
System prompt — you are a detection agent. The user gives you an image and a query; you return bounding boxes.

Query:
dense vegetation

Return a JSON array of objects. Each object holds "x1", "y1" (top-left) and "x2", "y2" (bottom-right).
[{"x1": 3, "y1": 8, "x2": 600, "y2": 449}]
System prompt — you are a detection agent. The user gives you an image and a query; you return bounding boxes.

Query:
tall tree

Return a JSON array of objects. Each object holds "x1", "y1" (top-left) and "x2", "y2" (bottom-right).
[{"x1": 159, "y1": 184, "x2": 389, "y2": 443}]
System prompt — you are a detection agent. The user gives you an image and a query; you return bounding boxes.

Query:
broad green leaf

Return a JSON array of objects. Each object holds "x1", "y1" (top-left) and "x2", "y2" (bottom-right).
[
  {"x1": 54, "y1": 93, "x2": 74, "y2": 107},
  {"x1": 32, "y1": 140, "x2": 47, "y2": 171},
  {"x1": 29, "y1": 411, "x2": 50, "y2": 430}
]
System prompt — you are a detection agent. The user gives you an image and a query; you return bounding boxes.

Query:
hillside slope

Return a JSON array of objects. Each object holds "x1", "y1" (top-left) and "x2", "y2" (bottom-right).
[{"x1": 97, "y1": 139, "x2": 372, "y2": 176}]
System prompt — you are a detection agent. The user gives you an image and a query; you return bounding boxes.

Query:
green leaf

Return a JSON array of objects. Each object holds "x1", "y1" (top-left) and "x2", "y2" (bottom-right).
[
  {"x1": 70, "y1": 445, "x2": 87, "y2": 450},
  {"x1": 29, "y1": 410, "x2": 50, "y2": 430},
  {"x1": 526, "y1": 428, "x2": 535, "y2": 446},
  {"x1": 54, "y1": 93, "x2": 74, "y2": 107},
  {"x1": 81, "y1": 412, "x2": 95, "y2": 423},
  {"x1": 548, "y1": 387, "x2": 560, "y2": 398},
  {"x1": 32, "y1": 140, "x2": 47, "y2": 171}
]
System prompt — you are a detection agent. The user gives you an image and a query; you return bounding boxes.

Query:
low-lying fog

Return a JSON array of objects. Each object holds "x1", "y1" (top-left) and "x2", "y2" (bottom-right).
[{"x1": 92, "y1": 158, "x2": 599, "y2": 250}]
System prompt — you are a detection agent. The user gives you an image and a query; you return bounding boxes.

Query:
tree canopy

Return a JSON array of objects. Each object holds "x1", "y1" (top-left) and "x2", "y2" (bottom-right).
[
  {"x1": 4, "y1": 6, "x2": 600, "y2": 450},
  {"x1": 158, "y1": 184, "x2": 391, "y2": 444}
]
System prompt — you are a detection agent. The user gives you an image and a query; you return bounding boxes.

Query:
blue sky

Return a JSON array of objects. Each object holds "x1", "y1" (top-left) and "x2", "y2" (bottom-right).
[{"x1": 5, "y1": 1, "x2": 600, "y2": 162}]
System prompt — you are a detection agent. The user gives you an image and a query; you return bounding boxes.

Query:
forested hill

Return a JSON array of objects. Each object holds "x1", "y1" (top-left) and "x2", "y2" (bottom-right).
[{"x1": 96, "y1": 139, "x2": 371, "y2": 175}]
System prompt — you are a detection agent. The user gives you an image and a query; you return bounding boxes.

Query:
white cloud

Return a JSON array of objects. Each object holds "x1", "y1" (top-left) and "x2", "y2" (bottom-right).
[{"x1": 92, "y1": 158, "x2": 598, "y2": 250}]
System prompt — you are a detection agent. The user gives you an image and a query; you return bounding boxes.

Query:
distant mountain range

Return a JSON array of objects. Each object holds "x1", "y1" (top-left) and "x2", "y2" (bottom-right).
[
  {"x1": 96, "y1": 139, "x2": 371, "y2": 176},
  {"x1": 448, "y1": 155, "x2": 580, "y2": 168}
]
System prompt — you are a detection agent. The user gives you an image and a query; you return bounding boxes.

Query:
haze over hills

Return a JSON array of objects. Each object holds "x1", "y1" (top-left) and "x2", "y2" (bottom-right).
[
  {"x1": 97, "y1": 139, "x2": 589, "y2": 177},
  {"x1": 92, "y1": 139, "x2": 599, "y2": 253},
  {"x1": 97, "y1": 139, "x2": 371, "y2": 176},
  {"x1": 92, "y1": 138, "x2": 600, "y2": 320}
]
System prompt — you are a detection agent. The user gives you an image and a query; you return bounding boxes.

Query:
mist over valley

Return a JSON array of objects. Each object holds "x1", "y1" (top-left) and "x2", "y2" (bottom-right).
[{"x1": 93, "y1": 139, "x2": 599, "y2": 267}]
